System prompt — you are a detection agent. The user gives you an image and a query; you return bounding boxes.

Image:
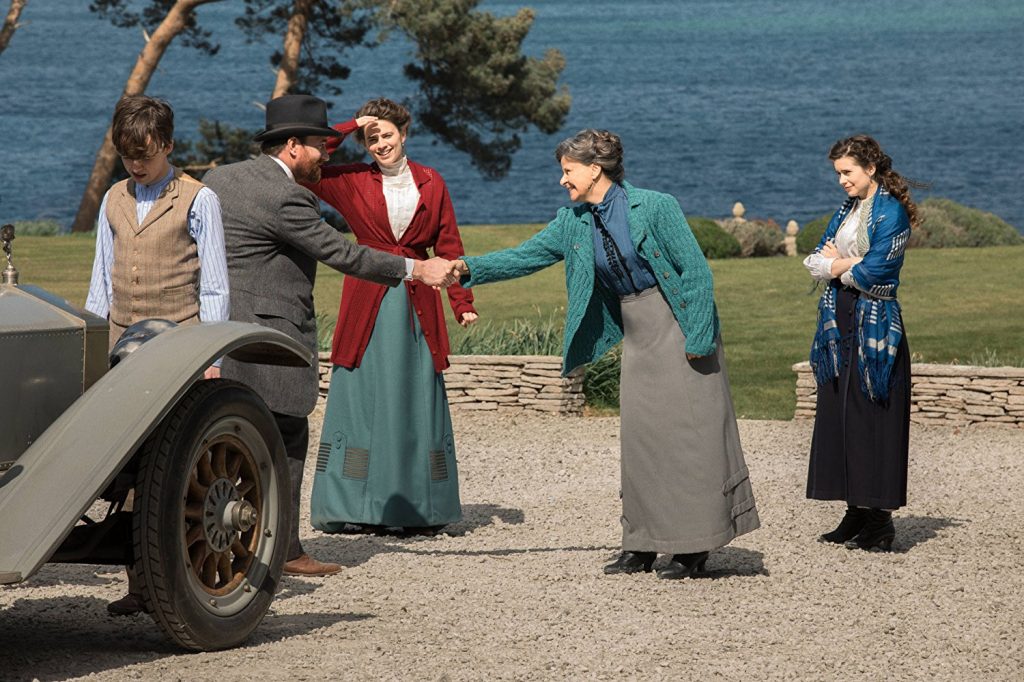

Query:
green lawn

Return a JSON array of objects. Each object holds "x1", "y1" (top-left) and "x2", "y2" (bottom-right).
[{"x1": 12, "y1": 230, "x2": 1024, "y2": 419}]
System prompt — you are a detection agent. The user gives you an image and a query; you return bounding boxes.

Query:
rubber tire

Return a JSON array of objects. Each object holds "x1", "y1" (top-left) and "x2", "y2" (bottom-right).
[{"x1": 132, "y1": 379, "x2": 290, "y2": 651}]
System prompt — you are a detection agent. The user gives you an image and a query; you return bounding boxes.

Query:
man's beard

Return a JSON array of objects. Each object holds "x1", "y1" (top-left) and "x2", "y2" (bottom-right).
[{"x1": 296, "y1": 159, "x2": 322, "y2": 184}]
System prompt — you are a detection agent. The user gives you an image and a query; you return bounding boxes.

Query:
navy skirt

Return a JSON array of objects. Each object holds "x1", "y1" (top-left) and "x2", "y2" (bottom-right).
[{"x1": 807, "y1": 284, "x2": 911, "y2": 509}]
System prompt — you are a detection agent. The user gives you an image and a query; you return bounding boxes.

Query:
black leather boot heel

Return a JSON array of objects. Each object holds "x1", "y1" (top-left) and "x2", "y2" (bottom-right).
[
  {"x1": 844, "y1": 509, "x2": 895, "y2": 552},
  {"x1": 819, "y1": 506, "x2": 868, "y2": 544},
  {"x1": 603, "y1": 551, "x2": 656, "y2": 575},
  {"x1": 656, "y1": 551, "x2": 710, "y2": 580}
]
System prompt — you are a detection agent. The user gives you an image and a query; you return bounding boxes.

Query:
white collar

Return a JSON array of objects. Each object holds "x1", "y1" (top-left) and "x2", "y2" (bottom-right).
[
  {"x1": 268, "y1": 154, "x2": 295, "y2": 181},
  {"x1": 379, "y1": 155, "x2": 410, "y2": 178}
]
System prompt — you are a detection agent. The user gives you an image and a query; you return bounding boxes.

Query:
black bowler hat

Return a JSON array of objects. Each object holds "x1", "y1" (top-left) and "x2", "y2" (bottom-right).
[{"x1": 252, "y1": 94, "x2": 341, "y2": 142}]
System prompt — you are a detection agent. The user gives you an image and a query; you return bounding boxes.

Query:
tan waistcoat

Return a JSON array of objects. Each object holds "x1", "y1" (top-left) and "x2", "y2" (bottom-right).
[{"x1": 106, "y1": 169, "x2": 204, "y2": 328}]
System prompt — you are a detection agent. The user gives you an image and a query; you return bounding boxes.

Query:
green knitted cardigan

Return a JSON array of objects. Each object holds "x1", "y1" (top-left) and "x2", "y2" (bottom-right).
[{"x1": 462, "y1": 182, "x2": 719, "y2": 375}]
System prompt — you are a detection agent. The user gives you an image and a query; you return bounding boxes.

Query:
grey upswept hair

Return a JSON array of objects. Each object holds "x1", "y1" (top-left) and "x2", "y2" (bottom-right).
[{"x1": 554, "y1": 129, "x2": 625, "y2": 183}]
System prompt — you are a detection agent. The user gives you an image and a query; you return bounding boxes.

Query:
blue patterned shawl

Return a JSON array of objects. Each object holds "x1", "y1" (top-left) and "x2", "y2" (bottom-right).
[{"x1": 809, "y1": 187, "x2": 911, "y2": 403}]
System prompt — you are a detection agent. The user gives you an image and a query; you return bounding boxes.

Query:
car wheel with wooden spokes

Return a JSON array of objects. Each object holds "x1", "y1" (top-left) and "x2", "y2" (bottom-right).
[{"x1": 132, "y1": 379, "x2": 290, "y2": 651}]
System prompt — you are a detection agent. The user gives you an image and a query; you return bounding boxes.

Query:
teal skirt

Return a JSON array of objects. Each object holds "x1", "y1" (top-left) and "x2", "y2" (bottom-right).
[{"x1": 310, "y1": 285, "x2": 461, "y2": 530}]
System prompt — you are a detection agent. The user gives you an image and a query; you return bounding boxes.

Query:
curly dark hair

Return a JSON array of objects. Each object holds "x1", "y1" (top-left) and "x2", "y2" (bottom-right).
[
  {"x1": 829, "y1": 135, "x2": 922, "y2": 228},
  {"x1": 353, "y1": 98, "x2": 412, "y2": 144},
  {"x1": 554, "y1": 129, "x2": 625, "y2": 184}
]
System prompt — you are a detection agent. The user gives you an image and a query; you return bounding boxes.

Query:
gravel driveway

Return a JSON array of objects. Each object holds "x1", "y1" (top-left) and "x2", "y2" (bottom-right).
[{"x1": 2, "y1": 409, "x2": 1022, "y2": 681}]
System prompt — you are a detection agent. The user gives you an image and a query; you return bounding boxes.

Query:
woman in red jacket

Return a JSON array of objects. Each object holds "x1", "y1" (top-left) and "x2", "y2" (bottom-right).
[{"x1": 305, "y1": 98, "x2": 477, "y2": 533}]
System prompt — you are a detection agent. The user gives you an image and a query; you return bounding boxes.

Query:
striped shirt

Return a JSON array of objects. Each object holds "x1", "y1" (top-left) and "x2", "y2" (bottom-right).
[{"x1": 85, "y1": 167, "x2": 230, "y2": 325}]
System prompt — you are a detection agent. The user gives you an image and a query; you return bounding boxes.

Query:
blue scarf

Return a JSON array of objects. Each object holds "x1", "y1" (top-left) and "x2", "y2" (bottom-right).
[
  {"x1": 589, "y1": 183, "x2": 657, "y2": 295},
  {"x1": 810, "y1": 289, "x2": 904, "y2": 402},
  {"x1": 809, "y1": 187, "x2": 911, "y2": 403}
]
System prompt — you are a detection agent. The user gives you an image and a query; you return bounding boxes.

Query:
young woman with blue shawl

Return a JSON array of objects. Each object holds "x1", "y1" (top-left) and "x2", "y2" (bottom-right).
[{"x1": 803, "y1": 135, "x2": 918, "y2": 552}]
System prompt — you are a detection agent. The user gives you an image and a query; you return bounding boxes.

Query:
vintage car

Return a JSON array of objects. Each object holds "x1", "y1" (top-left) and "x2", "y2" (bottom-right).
[{"x1": 0, "y1": 223, "x2": 312, "y2": 651}]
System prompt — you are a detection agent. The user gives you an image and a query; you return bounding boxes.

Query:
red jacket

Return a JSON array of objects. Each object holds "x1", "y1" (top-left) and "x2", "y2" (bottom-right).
[{"x1": 306, "y1": 134, "x2": 475, "y2": 373}]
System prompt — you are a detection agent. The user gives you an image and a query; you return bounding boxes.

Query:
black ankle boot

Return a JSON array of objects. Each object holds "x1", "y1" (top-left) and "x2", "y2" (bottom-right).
[
  {"x1": 656, "y1": 551, "x2": 709, "y2": 580},
  {"x1": 844, "y1": 509, "x2": 895, "y2": 552},
  {"x1": 819, "y1": 506, "x2": 868, "y2": 544},
  {"x1": 603, "y1": 551, "x2": 656, "y2": 575}
]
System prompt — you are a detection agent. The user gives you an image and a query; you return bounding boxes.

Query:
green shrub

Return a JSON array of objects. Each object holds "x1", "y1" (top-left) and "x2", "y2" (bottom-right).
[
  {"x1": 796, "y1": 214, "x2": 832, "y2": 254},
  {"x1": 962, "y1": 348, "x2": 1024, "y2": 368},
  {"x1": 453, "y1": 312, "x2": 626, "y2": 409},
  {"x1": 315, "y1": 312, "x2": 336, "y2": 353},
  {"x1": 319, "y1": 308, "x2": 621, "y2": 410},
  {"x1": 455, "y1": 315, "x2": 623, "y2": 409},
  {"x1": 583, "y1": 344, "x2": 622, "y2": 409},
  {"x1": 720, "y1": 218, "x2": 786, "y2": 257},
  {"x1": 450, "y1": 311, "x2": 563, "y2": 355},
  {"x1": 911, "y1": 198, "x2": 1023, "y2": 248},
  {"x1": 688, "y1": 216, "x2": 741, "y2": 259},
  {"x1": 797, "y1": 199, "x2": 1022, "y2": 253},
  {"x1": 13, "y1": 220, "x2": 64, "y2": 236},
  {"x1": 317, "y1": 309, "x2": 565, "y2": 356}
]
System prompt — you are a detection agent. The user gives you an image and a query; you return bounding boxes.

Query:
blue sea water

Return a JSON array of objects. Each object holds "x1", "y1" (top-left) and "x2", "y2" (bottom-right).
[{"x1": 1, "y1": 0, "x2": 1022, "y2": 229}]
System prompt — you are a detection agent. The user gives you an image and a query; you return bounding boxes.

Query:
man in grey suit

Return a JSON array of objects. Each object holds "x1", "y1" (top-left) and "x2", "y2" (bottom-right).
[{"x1": 204, "y1": 95, "x2": 456, "y2": 576}]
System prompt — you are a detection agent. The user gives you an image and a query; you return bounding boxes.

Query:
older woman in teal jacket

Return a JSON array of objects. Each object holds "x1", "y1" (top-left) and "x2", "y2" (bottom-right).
[{"x1": 454, "y1": 129, "x2": 759, "y2": 579}]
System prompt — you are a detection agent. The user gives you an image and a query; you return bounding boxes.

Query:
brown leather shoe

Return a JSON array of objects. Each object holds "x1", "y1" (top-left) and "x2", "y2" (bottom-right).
[
  {"x1": 107, "y1": 592, "x2": 145, "y2": 616},
  {"x1": 282, "y1": 553, "x2": 341, "y2": 576}
]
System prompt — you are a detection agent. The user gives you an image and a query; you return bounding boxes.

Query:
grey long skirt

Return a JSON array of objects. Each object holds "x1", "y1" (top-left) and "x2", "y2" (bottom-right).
[{"x1": 619, "y1": 287, "x2": 760, "y2": 554}]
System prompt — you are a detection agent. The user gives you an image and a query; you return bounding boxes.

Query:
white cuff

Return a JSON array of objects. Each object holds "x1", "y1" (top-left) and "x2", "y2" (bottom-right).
[
  {"x1": 802, "y1": 252, "x2": 836, "y2": 281},
  {"x1": 404, "y1": 258, "x2": 415, "y2": 281}
]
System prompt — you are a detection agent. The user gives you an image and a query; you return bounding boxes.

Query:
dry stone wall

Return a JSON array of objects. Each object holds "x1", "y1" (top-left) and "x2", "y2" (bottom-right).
[
  {"x1": 793, "y1": 361, "x2": 1024, "y2": 428},
  {"x1": 318, "y1": 353, "x2": 585, "y2": 415}
]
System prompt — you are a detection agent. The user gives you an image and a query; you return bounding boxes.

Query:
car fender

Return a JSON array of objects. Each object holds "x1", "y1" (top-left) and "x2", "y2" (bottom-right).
[{"x1": 0, "y1": 322, "x2": 312, "y2": 584}]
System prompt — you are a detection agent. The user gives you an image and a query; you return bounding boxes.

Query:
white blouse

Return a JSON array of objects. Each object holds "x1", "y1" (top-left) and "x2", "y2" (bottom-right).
[
  {"x1": 803, "y1": 200, "x2": 863, "y2": 287},
  {"x1": 380, "y1": 156, "x2": 420, "y2": 241}
]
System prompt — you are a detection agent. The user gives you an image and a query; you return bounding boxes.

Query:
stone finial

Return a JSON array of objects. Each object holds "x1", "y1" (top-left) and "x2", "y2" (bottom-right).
[
  {"x1": 731, "y1": 202, "x2": 746, "y2": 220},
  {"x1": 784, "y1": 220, "x2": 799, "y2": 256}
]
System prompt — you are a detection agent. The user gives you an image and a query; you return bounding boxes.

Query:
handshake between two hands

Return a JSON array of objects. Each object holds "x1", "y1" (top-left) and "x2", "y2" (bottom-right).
[
  {"x1": 411, "y1": 258, "x2": 476, "y2": 327},
  {"x1": 412, "y1": 257, "x2": 469, "y2": 289}
]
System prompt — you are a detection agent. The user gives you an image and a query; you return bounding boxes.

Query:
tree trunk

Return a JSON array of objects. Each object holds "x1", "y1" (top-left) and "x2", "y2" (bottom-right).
[
  {"x1": 71, "y1": 0, "x2": 222, "y2": 233},
  {"x1": 0, "y1": 0, "x2": 27, "y2": 55},
  {"x1": 271, "y1": 0, "x2": 314, "y2": 98}
]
